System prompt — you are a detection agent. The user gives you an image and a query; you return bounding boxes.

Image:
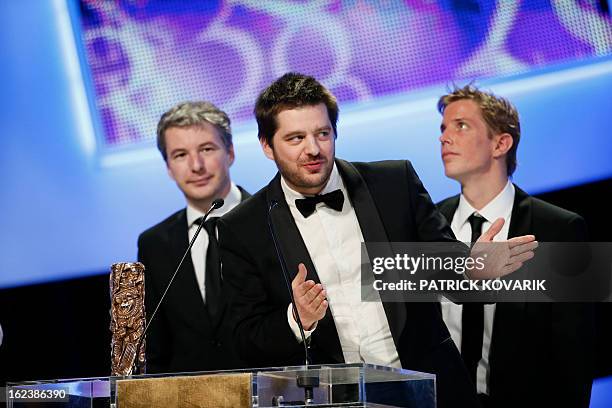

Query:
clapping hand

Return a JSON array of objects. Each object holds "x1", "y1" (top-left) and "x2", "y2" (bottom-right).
[{"x1": 291, "y1": 263, "x2": 328, "y2": 330}]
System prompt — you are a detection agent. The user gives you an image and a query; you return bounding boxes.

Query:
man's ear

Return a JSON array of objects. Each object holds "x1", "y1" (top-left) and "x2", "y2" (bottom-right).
[
  {"x1": 260, "y1": 136, "x2": 275, "y2": 161},
  {"x1": 493, "y1": 133, "x2": 513, "y2": 158}
]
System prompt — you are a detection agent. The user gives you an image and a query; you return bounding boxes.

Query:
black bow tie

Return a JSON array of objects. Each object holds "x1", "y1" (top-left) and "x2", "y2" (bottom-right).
[{"x1": 295, "y1": 189, "x2": 344, "y2": 218}]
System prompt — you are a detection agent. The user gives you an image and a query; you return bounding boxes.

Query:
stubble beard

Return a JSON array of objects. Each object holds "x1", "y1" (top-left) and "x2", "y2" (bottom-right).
[{"x1": 276, "y1": 156, "x2": 333, "y2": 194}]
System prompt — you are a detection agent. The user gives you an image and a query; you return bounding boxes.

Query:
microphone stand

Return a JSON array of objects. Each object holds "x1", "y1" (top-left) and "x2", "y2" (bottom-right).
[
  {"x1": 131, "y1": 198, "x2": 224, "y2": 376},
  {"x1": 268, "y1": 201, "x2": 320, "y2": 405}
]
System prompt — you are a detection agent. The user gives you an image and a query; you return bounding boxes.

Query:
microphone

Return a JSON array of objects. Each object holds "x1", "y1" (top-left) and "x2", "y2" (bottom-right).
[
  {"x1": 135, "y1": 198, "x2": 224, "y2": 374},
  {"x1": 268, "y1": 200, "x2": 319, "y2": 405},
  {"x1": 268, "y1": 200, "x2": 310, "y2": 365}
]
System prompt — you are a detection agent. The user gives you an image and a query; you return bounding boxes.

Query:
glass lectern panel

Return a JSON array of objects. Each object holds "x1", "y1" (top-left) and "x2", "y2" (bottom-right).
[{"x1": 6, "y1": 363, "x2": 435, "y2": 408}]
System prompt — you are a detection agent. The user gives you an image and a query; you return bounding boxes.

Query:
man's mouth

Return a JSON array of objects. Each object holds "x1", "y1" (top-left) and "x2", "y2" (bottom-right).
[
  {"x1": 189, "y1": 176, "x2": 213, "y2": 186},
  {"x1": 302, "y1": 160, "x2": 325, "y2": 172}
]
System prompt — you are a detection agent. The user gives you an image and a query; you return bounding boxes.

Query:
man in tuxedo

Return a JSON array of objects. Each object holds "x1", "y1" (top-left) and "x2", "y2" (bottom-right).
[
  {"x1": 218, "y1": 73, "x2": 535, "y2": 408},
  {"x1": 436, "y1": 85, "x2": 594, "y2": 407},
  {"x1": 138, "y1": 101, "x2": 248, "y2": 373}
]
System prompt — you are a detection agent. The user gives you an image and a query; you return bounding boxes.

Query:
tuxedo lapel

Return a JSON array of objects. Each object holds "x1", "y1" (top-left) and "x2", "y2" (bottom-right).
[
  {"x1": 238, "y1": 185, "x2": 251, "y2": 201},
  {"x1": 266, "y1": 174, "x2": 320, "y2": 283},
  {"x1": 211, "y1": 188, "x2": 251, "y2": 330},
  {"x1": 265, "y1": 174, "x2": 344, "y2": 363},
  {"x1": 489, "y1": 185, "x2": 530, "y2": 392},
  {"x1": 336, "y1": 160, "x2": 390, "y2": 243},
  {"x1": 336, "y1": 159, "x2": 407, "y2": 349},
  {"x1": 167, "y1": 211, "x2": 210, "y2": 330},
  {"x1": 508, "y1": 185, "x2": 532, "y2": 238}
]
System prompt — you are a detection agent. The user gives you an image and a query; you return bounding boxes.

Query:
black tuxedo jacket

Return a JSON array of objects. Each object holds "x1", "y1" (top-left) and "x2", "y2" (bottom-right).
[
  {"x1": 218, "y1": 159, "x2": 481, "y2": 408},
  {"x1": 137, "y1": 187, "x2": 249, "y2": 374},
  {"x1": 437, "y1": 185, "x2": 594, "y2": 408}
]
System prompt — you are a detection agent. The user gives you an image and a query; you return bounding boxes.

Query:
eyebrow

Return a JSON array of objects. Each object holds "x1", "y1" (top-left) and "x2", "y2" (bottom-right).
[
  {"x1": 169, "y1": 142, "x2": 219, "y2": 155},
  {"x1": 199, "y1": 141, "x2": 220, "y2": 148},
  {"x1": 281, "y1": 125, "x2": 332, "y2": 138}
]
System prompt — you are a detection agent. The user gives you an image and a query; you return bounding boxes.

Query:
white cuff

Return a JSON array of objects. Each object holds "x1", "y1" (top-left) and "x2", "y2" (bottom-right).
[{"x1": 286, "y1": 304, "x2": 316, "y2": 342}]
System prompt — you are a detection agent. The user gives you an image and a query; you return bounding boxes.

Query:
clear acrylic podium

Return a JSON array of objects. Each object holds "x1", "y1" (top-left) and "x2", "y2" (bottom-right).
[{"x1": 6, "y1": 363, "x2": 435, "y2": 407}]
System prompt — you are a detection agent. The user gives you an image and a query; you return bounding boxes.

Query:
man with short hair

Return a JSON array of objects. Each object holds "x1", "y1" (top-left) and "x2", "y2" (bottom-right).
[
  {"x1": 218, "y1": 73, "x2": 535, "y2": 408},
  {"x1": 138, "y1": 101, "x2": 248, "y2": 373},
  {"x1": 436, "y1": 85, "x2": 594, "y2": 407}
]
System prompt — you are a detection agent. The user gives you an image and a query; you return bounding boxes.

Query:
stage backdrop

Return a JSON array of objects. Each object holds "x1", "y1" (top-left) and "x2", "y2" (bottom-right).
[{"x1": 0, "y1": 0, "x2": 611, "y2": 288}]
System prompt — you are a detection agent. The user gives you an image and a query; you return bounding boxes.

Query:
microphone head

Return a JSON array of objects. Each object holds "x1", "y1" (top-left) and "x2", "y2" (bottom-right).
[{"x1": 212, "y1": 198, "x2": 224, "y2": 210}]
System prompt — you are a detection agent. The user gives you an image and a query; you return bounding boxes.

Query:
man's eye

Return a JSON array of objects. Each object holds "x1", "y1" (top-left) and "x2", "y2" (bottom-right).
[
  {"x1": 174, "y1": 152, "x2": 186, "y2": 159},
  {"x1": 319, "y1": 131, "x2": 330, "y2": 137},
  {"x1": 458, "y1": 122, "x2": 468, "y2": 130}
]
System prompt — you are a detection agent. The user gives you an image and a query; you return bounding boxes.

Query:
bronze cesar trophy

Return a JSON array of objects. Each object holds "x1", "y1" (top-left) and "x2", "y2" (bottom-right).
[{"x1": 110, "y1": 262, "x2": 146, "y2": 376}]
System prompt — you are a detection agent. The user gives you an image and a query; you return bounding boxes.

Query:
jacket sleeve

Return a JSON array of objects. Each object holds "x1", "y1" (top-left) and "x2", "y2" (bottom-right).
[{"x1": 403, "y1": 160, "x2": 472, "y2": 286}]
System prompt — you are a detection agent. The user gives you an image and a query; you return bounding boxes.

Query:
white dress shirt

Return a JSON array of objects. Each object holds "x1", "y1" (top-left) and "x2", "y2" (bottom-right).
[
  {"x1": 186, "y1": 183, "x2": 242, "y2": 303},
  {"x1": 441, "y1": 180, "x2": 515, "y2": 395},
  {"x1": 282, "y1": 164, "x2": 401, "y2": 368}
]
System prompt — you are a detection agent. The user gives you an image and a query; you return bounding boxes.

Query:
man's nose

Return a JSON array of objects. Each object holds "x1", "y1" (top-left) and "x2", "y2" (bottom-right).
[
  {"x1": 439, "y1": 130, "x2": 451, "y2": 145},
  {"x1": 190, "y1": 152, "x2": 206, "y2": 172},
  {"x1": 304, "y1": 135, "x2": 320, "y2": 156}
]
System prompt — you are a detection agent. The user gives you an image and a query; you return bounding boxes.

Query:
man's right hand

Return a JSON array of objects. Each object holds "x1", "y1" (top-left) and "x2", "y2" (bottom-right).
[{"x1": 291, "y1": 263, "x2": 328, "y2": 330}]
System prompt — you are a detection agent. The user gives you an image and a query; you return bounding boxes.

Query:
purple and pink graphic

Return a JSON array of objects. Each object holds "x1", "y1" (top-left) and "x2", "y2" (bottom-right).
[{"x1": 78, "y1": 0, "x2": 612, "y2": 150}]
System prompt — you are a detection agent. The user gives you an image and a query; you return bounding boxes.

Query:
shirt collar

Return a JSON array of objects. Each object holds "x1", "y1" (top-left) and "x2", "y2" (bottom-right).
[
  {"x1": 186, "y1": 182, "x2": 242, "y2": 228},
  {"x1": 455, "y1": 180, "x2": 515, "y2": 228},
  {"x1": 281, "y1": 162, "x2": 345, "y2": 208}
]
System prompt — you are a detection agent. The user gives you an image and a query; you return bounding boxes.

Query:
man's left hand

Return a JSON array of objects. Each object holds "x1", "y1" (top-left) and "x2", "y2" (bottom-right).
[{"x1": 468, "y1": 217, "x2": 538, "y2": 279}]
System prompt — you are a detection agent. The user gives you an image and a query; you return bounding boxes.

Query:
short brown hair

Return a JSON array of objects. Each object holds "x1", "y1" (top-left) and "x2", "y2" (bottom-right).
[
  {"x1": 437, "y1": 85, "x2": 521, "y2": 176},
  {"x1": 156, "y1": 101, "x2": 232, "y2": 162},
  {"x1": 254, "y1": 72, "x2": 339, "y2": 146}
]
